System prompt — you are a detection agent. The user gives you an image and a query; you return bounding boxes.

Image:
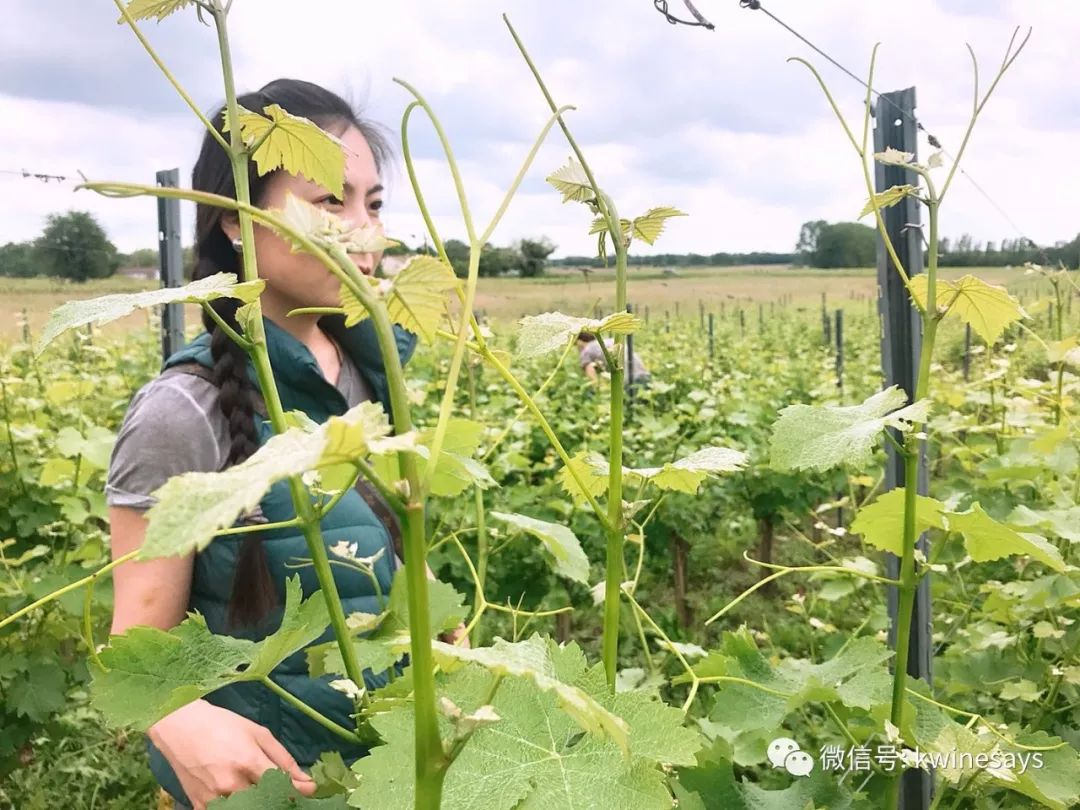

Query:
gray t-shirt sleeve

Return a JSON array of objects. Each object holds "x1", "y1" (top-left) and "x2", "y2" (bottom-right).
[
  {"x1": 105, "y1": 375, "x2": 227, "y2": 510},
  {"x1": 578, "y1": 341, "x2": 605, "y2": 369}
]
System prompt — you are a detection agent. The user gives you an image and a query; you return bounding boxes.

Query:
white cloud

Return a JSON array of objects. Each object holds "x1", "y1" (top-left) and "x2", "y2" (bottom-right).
[{"x1": 0, "y1": 0, "x2": 1077, "y2": 259}]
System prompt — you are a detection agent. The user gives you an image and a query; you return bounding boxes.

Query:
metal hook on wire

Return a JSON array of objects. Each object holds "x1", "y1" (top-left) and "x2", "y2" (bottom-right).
[{"x1": 653, "y1": 0, "x2": 715, "y2": 30}]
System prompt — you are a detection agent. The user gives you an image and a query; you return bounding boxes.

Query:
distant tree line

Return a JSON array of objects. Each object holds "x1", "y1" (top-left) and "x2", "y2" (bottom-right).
[
  {"x1": 795, "y1": 219, "x2": 1080, "y2": 269},
  {"x1": 6, "y1": 209, "x2": 1076, "y2": 282},
  {"x1": 413, "y1": 237, "x2": 557, "y2": 278},
  {"x1": 549, "y1": 251, "x2": 796, "y2": 269},
  {"x1": 936, "y1": 234, "x2": 1080, "y2": 268}
]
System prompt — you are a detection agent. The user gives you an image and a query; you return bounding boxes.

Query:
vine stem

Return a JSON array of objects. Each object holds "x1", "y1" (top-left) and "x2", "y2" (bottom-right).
[
  {"x1": 884, "y1": 194, "x2": 941, "y2": 810},
  {"x1": 113, "y1": 0, "x2": 229, "y2": 151},
  {"x1": 203, "y1": 4, "x2": 381, "y2": 740},
  {"x1": 502, "y1": 12, "x2": 628, "y2": 691},
  {"x1": 0, "y1": 550, "x2": 139, "y2": 632},
  {"x1": 259, "y1": 676, "x2": 362, "y2": 744}
]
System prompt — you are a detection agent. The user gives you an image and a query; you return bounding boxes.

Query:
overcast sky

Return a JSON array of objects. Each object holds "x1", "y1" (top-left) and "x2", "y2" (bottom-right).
[{"x1": 1, "y1": 0, "x2": 1077, "y2": 258}]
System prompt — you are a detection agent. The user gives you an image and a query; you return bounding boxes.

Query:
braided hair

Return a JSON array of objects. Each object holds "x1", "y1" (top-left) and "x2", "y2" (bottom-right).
[{"x1": 190, "y1": 78, "x2": 392, "y2": 627}]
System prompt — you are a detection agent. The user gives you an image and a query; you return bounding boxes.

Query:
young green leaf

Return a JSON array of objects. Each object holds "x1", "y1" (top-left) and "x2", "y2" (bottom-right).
[
  {"x1": 558, "y1": 447, "x2": 744, "y2": 501},
  {"x1": 489, "y1": 511, "x2": 591, "y2": 583},
  {"x1": 117, "y1": 0, "x2": 195, "y2": 23},
  {"x1": 860, "y1": 184, "x2": 919, "y2": 219},
  {"x1": 946, "y1": 503, "x2": 1067, "y2": 572},
  {"x1": 557, "y1": 451, "x2": 611, "y2": 505},
  {"x1": 630, "y1": 447, "x2": 747, "y2": 494},
  {"x1": 908, "y1": 274, "x2": 1027, "y2": 343},
  {"x1": 36, "y1": 273, "x2": 264, "y2": 356},
  {"x1": 629, "y1": 206, "x2": 687, "y2": 245},
  {"x1": 92, "y1": 577, "x2": 328, "y2": 729},
  {"x1": 141, "y1": 401, "x2": 402, "y2": 558},
  {"x1": 875, "y1": 147, "x2": 916, "y2": 166},
  {"x1": 206, "y1": 769, "x2": 347, "y2": 808},
  {"x1": 227, "y1": 104, "x2": 346, "y2": 198},
  {"x1": 588, "y1": 207, "x2": 688, "y2": 247},
  {"x1": 545, "y1": 156, "x2": 597, "y2": 204},
  {"x1": 341, "y1": 255, "x2": 460, "y2": 343},
  {"x1": 514, "y1": 310, "x2": 642, "y2": 359},
  {"x1": 850, "y1": 488, "x2": 947, "y2": 555},
  {"x1": 770, "y1": 386, "x2": 930, "y2": 472},
  {"x1": 416, "y1": 418, "x2": 496, "y2": 497},
  {"x1": 276, "y1": 194, "x2": 395, "y2": 256}
]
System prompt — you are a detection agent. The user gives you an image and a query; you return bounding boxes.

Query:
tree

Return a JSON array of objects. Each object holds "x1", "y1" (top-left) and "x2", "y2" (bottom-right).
[
  {"x1": 0, "y1": 242, "x2": 37, "y2": 278},
  {"x1": 122, "y1": 247, "x2": 158, "y2": 267},
  {"x1": 518, "y1": 237, "x2": 555, "y2": 277},
  {"x1": 34, "y1": 211, "x2": 119, "y2": 282},
  {"x1": 478, "y1": 244, "x2": 521, "y2": 277},
  {"x1": 442, "y1": 239, "x2": 471, "y2": 278},
  {"x1": 811, "y1": 222, "x2": 876, "y2": 268},
  {"x1": 795, "y1": 220, "x2": 828, "y2": 265}
]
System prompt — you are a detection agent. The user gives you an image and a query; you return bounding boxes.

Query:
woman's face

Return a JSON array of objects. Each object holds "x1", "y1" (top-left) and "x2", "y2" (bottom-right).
[{"x1": 229, "y1": 123, "x2": 385, "y2": 311}]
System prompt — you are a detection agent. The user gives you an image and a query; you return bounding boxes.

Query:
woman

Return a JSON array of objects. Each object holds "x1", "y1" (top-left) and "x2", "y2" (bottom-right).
[{"x1": 105, "y1": 78, "x2": 464, "y2": 810}]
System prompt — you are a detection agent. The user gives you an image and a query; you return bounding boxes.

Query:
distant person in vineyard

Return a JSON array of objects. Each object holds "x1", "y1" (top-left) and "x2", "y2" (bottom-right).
[
  {"x1": 576, "y1": 330, "x2": 652, "y2": 393},
  {"x1": 104, "y1": 79, "x2": 466, "y2": 810}
]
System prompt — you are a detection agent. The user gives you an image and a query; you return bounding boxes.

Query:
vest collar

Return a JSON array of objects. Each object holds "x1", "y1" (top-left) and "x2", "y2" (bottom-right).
[{"x1": 162, "y1": 313, "x2": 417, "y2": 423}]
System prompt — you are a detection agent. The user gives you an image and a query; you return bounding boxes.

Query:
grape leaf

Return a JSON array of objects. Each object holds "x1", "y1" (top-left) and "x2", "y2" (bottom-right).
[
  {"x1": 557, "y1": 451, "x2": 611, "y2": 505},
  {"x1": 631, "y1": 447, "x2": 748, "y2": 494},
  {"x1": 514, "y1": 310, "x2": 642, "y2": 359},
  {"x1": 36, "y1": 273, "x2": 264, "y2": 356},
  {"x1": 140, "y1": 401, "x2": 402, "y2": 558},
  {"x1": 308, "y1": 568, "x2": 468, "y2": 679},
  {"x1": 417, "y1": 418, "x2": 495, "y2": 497},
  {"x1": 946, "y1": 503, "x2": 1067, "y2": 572},
  {"x1": 207, "y1": 769, "x2": 347, "y2": 809},
  {"x1": 676, "y1": 629, "x2": 892, "y2": 742},
  {"x1": 117, "y1": 0, "x2": 194, "y2": 23},
  {"x1": 860, "y1": 183, "x2": 919, "y2": 218},
  {"x1": 489, "y1": 511, "x2": 590, "y2": 583},
  {"x1": 8, "y1": 664, "x2": 66, "y2": 722},
  {"x1": 227, "y1": 104, "x2": 346, "y2": 198},
  {"x1": 908, "y1": 274, "x2": 1027, "y2": 343},
  {"x1": 1008, "y1": 504, "x2": 1080, "y2": 543},
  {"x1": 850, "y1": 488, "x2": 947, "y2": 555},
  {"x1": 276, "y1": 193, "x2": 395, "y2": 256},
  {"x1": 558, "y1": 447, "x2": 745, "y2": 501},
  {"x1": 1001, "y1": 730, "x2": 1080, "y2": 810},
  {"x1": 910, "y1": 696, "x2": 1080, "y2": 807},
  {"x1": 875, "y1": 147, "x2": 916, "y2": 166},
  {"x1": 350, "y1": 637, "x2": 698, "y2": 810},
  {"x1": 545, "y1": 157, "x2": 596, "y2": 204},
  {"x1": 430, "y1": 636, "x2": 629, "y2": 755},
  {"x1": 92, "y1": 577, "x2": 328, "y2": 729},
  {"x1": 588, "y1": 206, "x2": 688, "y2": 246},
  {"x1": 675, "y1": 740, "x2": 861, "y2": 810},
  {"x1": 629, "y1": 206, "x2": 687, "y2": 244},
  {"x1": 342, "y1": 256, "x2": 460, "y2": 342},
  {"x1": 770, "y1": 385, "x2": 930, "y2": 472}
]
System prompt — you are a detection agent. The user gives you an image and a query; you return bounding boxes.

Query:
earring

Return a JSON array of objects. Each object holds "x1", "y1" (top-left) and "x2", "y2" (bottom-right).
[{"x1": 231, "y1": 237, "x2": 243, "y2": 252}]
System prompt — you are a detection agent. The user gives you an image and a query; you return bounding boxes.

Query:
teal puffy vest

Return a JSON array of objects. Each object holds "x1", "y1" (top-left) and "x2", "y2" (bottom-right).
[{"x1": 146, "y1": 314, "x2": 418, "y2": 804}]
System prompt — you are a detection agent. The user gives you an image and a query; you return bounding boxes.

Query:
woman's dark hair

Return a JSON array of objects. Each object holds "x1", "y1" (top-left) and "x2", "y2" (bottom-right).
[
  {"x1": 577, "y1": 331, "x2": 597, "y2": 343},
  {"x1": 191, "y1": 78, "x2": 392, "y2": 628}
]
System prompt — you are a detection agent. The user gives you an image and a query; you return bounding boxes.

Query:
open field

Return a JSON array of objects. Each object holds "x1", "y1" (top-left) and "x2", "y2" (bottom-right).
[{"x1": 0, "y1": 264, "x2": 1030, "y2": 343}]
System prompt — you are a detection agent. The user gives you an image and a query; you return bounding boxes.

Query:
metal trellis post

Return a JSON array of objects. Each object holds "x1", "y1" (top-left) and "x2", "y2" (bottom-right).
[
  {"x1": 875, "y1": 87, "x2": 933, "y2": 810},
  {"x1": 157, "y1": 168, "x2": 185, "y2": 363}
]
